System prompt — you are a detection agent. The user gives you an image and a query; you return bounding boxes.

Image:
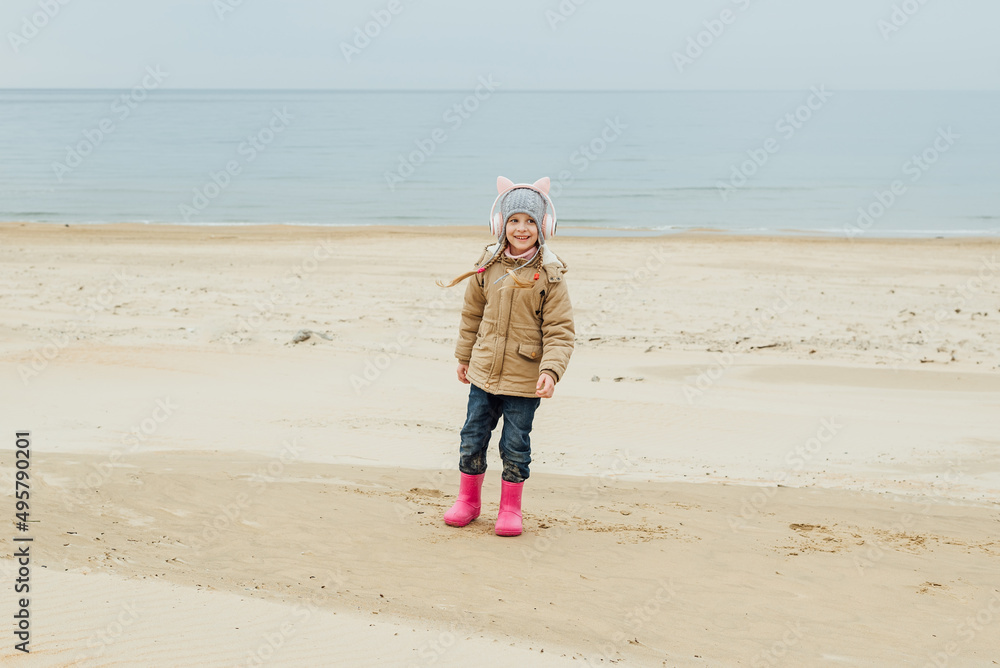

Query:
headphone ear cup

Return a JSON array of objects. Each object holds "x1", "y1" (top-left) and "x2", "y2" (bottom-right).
[
  {"x1": 544, "y1": 214, "x2": 554, "y2": 239},
  {"x1": 492, "y1": 212, "x2": 502, "y2": 236}
]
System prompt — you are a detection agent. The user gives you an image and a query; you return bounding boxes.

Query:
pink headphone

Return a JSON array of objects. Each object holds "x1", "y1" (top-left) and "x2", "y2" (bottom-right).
[{"x1": 489, "y1": 176, "x2": 558, "y2": 241}]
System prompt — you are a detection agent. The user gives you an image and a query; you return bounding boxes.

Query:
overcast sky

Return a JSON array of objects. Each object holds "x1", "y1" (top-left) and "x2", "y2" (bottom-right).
[{"x1": 2, "y1": 0, "x2": 997, "y2": 89}]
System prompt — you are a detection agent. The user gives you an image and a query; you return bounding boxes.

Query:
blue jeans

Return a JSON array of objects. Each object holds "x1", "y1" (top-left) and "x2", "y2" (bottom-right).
[{"x1": 459, "y1": 382, "x2": 541, "y2": 483}]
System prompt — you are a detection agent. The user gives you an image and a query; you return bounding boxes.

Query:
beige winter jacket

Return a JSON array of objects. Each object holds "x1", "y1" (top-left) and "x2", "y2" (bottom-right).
[{"x1": 455, "y1": 243, "x2": 575, "y2": 397}]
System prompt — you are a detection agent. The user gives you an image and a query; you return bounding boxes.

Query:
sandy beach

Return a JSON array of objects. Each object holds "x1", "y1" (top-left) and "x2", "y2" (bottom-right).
[{"x1": 1, "y1": 222, "x2": 999, "y2": 667}]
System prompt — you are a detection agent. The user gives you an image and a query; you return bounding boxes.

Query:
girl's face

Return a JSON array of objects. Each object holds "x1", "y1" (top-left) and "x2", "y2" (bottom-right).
[{"x1": 505, "y1": 213, "x2": 538, "y2": 255}]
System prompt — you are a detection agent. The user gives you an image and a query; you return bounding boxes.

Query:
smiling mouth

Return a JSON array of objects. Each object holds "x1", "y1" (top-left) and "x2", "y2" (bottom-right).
[{"x1": 514, "y1": 236, "x2": 530, "y2": 240}]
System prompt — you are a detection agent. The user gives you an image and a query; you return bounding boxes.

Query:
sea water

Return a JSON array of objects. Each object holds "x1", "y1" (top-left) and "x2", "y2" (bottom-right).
[{"x1": 0, "y1": 89, "x2": 996, "y2": 237}]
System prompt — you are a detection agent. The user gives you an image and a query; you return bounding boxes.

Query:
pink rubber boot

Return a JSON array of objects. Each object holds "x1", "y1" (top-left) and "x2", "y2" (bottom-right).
[
  {"x1": 494, "y1": 480, "x2": 524, "y2": 536},
  {"x1": 443, "y1": 473, "x2": 485, "y2": 527}
]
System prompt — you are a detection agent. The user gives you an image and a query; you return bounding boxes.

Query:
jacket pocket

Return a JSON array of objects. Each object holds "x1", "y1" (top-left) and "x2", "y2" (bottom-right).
[
  {"x1": 517, "y1": 342, "x2": 542, "y2": 361},
  {"x1": 474, "y1": 323, "x2": 492, "y2": 349}
]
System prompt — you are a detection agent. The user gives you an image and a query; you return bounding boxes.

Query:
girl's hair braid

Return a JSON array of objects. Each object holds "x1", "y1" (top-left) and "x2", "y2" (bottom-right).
[
  {"x1": 436, "y1": 237, "x2": 511, "y2": 288},
  {"x1": 501, "y1": 242, "x2": 544, "y2": 290}
]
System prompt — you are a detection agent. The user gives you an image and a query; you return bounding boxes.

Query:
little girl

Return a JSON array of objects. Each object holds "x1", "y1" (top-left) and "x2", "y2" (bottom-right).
[{"x1": 436, "y1": 176, "x2": 575, "y2": 537}]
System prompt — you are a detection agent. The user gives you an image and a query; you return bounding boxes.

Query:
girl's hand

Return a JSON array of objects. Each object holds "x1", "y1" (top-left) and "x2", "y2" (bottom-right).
[
  {"x1": 536, "y1": 372, "x2": 555, "y2": 398},
  {"x1": 457, "y1": 363, "x2": 470, "y2": 384}
]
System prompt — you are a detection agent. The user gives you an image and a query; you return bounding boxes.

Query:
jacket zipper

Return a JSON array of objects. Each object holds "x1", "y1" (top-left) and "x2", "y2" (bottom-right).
[{"x1": 535, "y1": 289, "x2": 547, "y2": 316}]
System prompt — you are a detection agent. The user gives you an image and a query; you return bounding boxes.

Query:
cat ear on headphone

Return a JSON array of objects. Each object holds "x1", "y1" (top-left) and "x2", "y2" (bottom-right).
[
  {"x1": 497, "y1": 176, "x2": 514, "y2": 194},
  {"x1": 531, "y1": 177, "x2": 550, "y2": 195}
]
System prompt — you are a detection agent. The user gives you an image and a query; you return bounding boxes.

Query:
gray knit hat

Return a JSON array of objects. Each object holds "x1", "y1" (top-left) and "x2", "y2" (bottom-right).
[{"x1": 500, "y1": 188, "x2": 547, "y2": 241}]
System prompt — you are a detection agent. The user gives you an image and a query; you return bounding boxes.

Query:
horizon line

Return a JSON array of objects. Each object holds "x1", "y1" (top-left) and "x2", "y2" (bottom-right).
[{"x1": 0, "y1": 87, "x2": 998, "y2": 93}]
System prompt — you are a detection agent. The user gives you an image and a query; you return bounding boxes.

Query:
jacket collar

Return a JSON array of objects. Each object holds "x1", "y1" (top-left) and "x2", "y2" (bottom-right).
[{"x1": 486, "y1": 242, "x2": 565, "y2": 271}]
